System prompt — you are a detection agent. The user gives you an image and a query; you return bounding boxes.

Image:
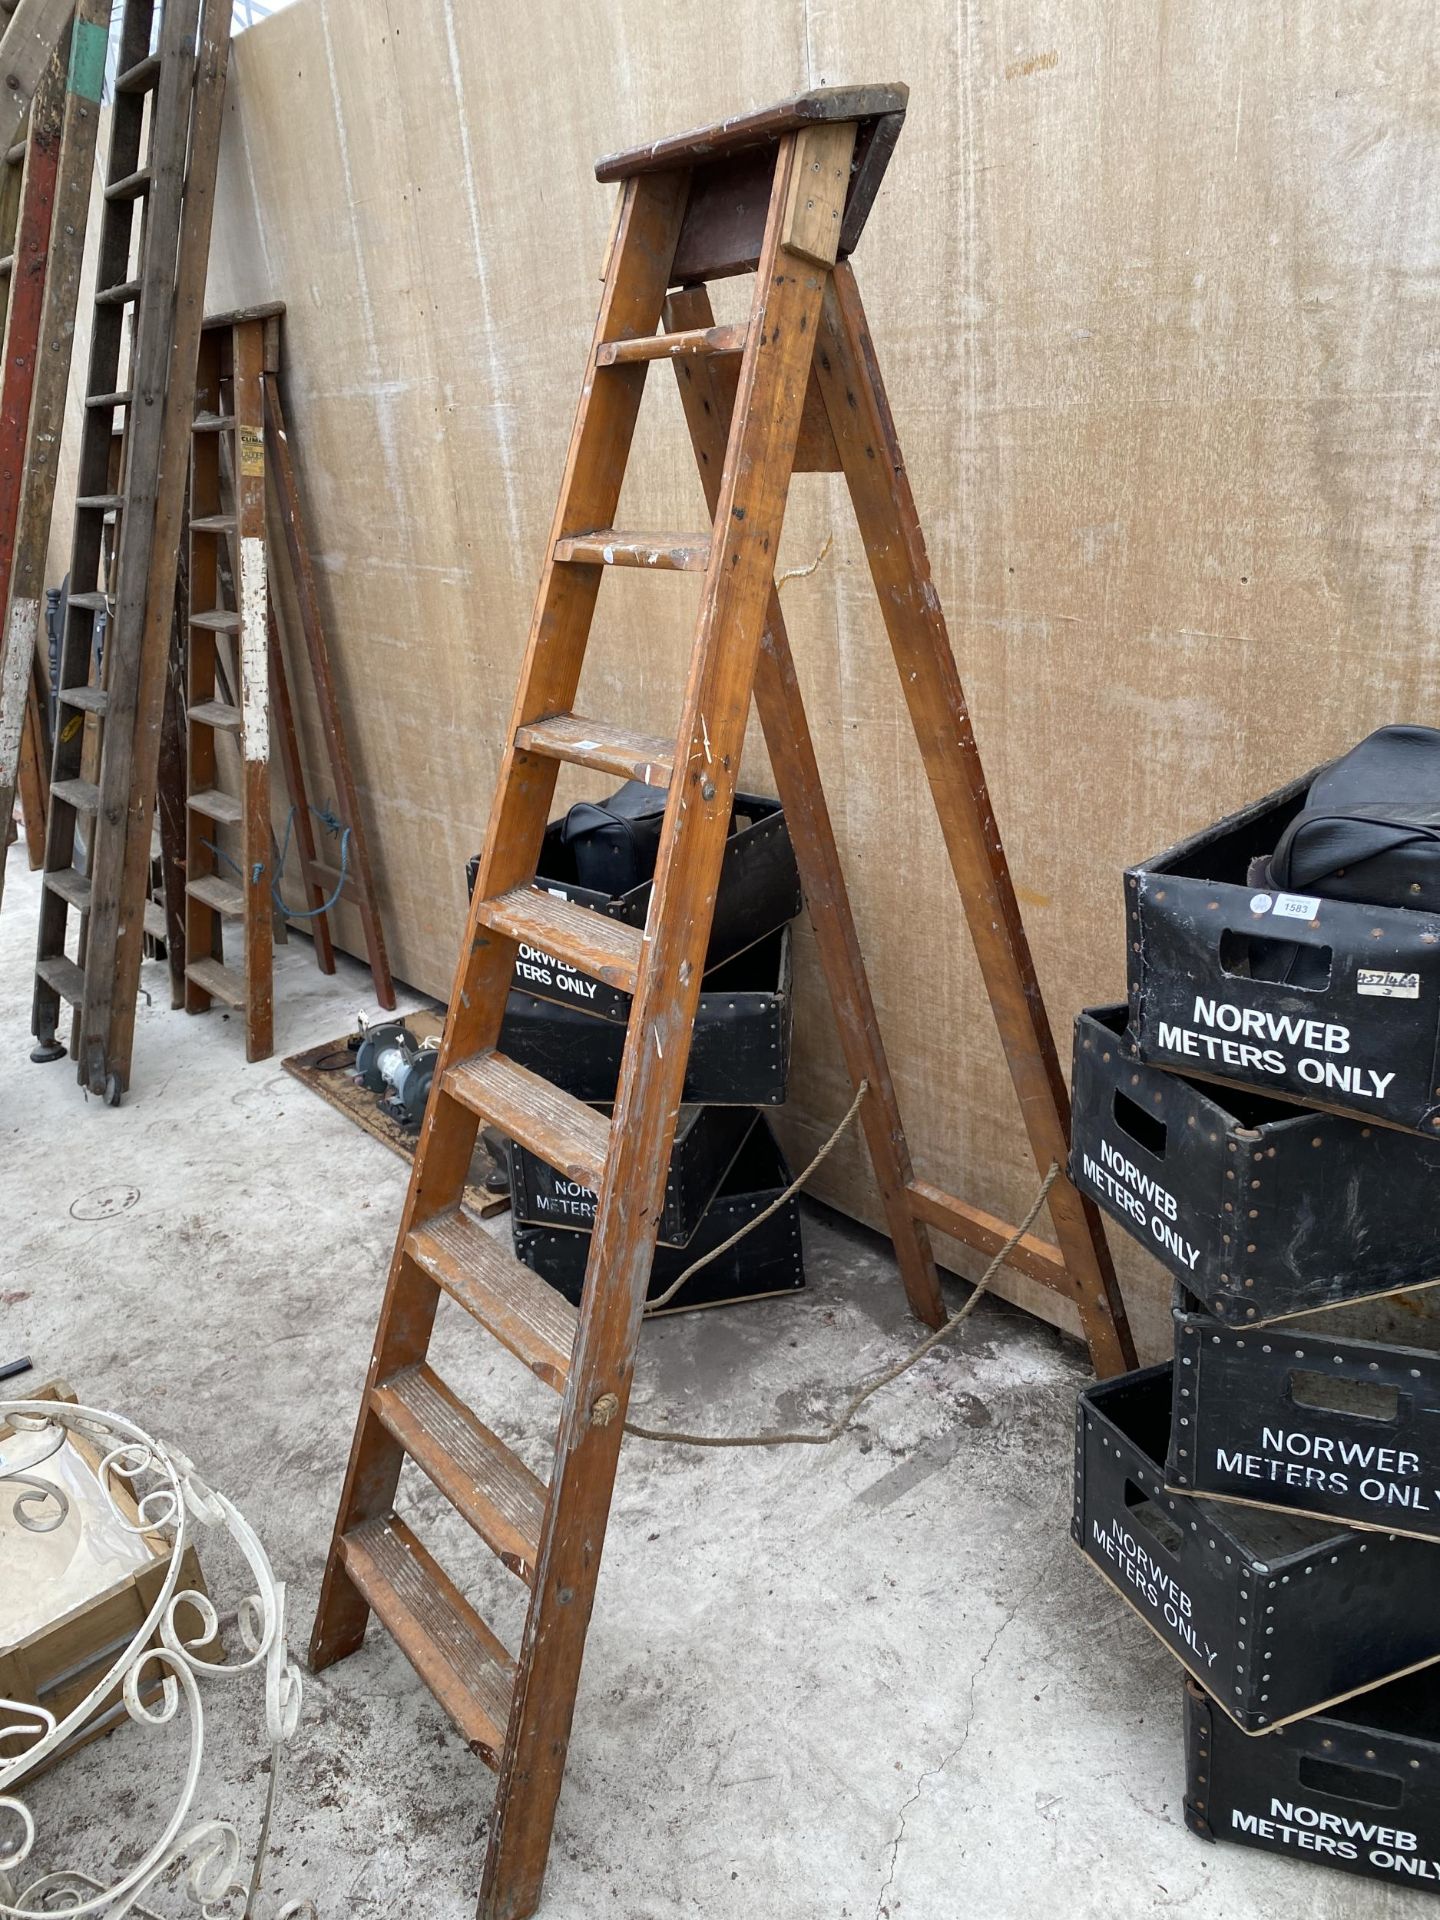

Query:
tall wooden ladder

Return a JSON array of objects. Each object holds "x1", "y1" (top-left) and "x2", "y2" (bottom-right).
[
  {"x1": 311, "y1": 85, "x2": 1136, "y2": 1920},
  {"x1": 30, "y1": 0, "x2": 230, "y2": 1099},
  {"x1": 0, "y1": 0, "x2": 110, "y2": 901}
]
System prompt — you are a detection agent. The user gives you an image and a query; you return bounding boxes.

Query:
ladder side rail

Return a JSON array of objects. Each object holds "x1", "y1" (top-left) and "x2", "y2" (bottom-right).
[
  {"x1": 155, "y1": 557, "x2": 187, "y2": 1003},
  {"x1": 266, "y1": 593, "x2": 337, "y2": 973},
  {"x1": 31, "y1": 0, "x2": 154, "y2": 1052},
  {"x1": 811, "y1": 260, "x2": 1137, "y2": 1377},
  {"x1": 0, "y1": 0, "x2": 108, "y2": 907},
  {"x1": 0, "y1": 0, "x2": 73, "y2": 159},
  {"x1": 308, "y1": 167, "x2": 692, "y2": 1676},
  {"x1": 663, "y1": 279, "x2": 946, "y2": 1330},
  {"x1": 183, "y1": 326, "x2": 223, "y2": 1007},
  {"x1": 89, "y1": 0, "x2": 233, "y2": 1095},
  {"x1": 262, "y1": 372, "x2": 391, "y2": 1007},
  {"x1": 233, "y1": 315, "x2": 272, "y2": 1059},
  {"x1": 479, "y1": 121, "x2": 857, "y2": 1920},
  {"x1": 75, "y1": 0, "x2": 203, "y2": 1092}
]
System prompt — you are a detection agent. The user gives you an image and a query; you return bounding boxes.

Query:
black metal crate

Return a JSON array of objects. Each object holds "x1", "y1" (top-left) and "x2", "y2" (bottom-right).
[
  {"x1": 1170, "y1": 1287, "x2": 1440, "y2": 1543},
  {"x1": 514, "y1": 1117, "x2": 803, "y2": 1315},
  {"x1": 1071, "y1": 1004, "x2": 1440, "y2": 1326},
  {"x1": 1185, "y1": 1671, "x2": 1440, "y2": 1894},
  {"x1": 486, "y1": 791, "x2": 800, "y2": 1025},
  {"x1": 499, "y1": 927, "x2": 793, "y2": 1106},
  {"x1": 508, "y1": 1103, "x2": 755, "y2": 1248},
  {"x1": 1074, "y1": 1364, "x2": 1440, "y2": 1731},
  {"x1": 1125, "y1": 769, "x2": 1440, "y2": 1134}
]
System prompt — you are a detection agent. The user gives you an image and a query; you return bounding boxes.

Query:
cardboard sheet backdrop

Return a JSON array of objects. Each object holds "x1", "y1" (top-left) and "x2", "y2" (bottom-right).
[{"x1": 92, "y1": 0, "x2": 1438, "y2": 1357}]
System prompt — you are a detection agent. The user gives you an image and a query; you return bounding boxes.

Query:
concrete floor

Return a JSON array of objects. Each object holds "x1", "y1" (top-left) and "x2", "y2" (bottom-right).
[{"x1": 2, "y1": 842, "x2": 1430, "y2": 1920}]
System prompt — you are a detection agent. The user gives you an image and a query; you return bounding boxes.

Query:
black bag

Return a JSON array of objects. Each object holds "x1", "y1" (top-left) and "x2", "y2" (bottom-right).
[
  {"x1": 1264, "y1": 725, "x2": 1440, "y2": 912},
  {"x1": 560, "y1": 781, "x2": 668, "y2": 895}
]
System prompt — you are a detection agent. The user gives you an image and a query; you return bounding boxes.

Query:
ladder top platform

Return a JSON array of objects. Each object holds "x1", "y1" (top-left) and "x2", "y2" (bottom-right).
[{"x1": 596, "y1": 82, "x2": 906, "y2": 179}]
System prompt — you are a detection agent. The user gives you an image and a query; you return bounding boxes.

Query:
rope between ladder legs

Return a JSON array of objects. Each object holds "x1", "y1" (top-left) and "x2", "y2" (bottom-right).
[
  {"x1": 623, "y1": 1160, "x2": 1062, "y2": 1451},
  {"x1": 200, "y1": 804, "x2": 351, "y2": 920}
]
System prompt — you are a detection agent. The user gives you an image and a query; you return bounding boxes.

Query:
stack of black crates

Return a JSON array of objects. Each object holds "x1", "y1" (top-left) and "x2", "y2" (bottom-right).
[
  {"x1": 1069, "y1": 744, "x2": 1440, "y2": 1896},
  {"x1": 487, "y1": 783, "x2": 807, "y2": 1314}
]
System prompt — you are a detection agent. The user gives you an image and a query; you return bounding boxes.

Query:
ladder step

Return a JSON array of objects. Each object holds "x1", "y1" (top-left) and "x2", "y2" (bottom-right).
[
  {"x1": 52, "y1": 777, "x2": 99, "y2": 815},
  {"x1": 143, "y1": 900, "x2": 166, "y2": 941},
  {"x1": 338, "y1": 1514, "x2": 515, "y2": 1767},
  {"x1": 187, "y1": 787, "x2": 243, "y2": 826},
  {"x1": 58, "y1": 685, "x2": 107, "y2": 715},
  {"x1": 186, "y1": 955, "x2": 246, "y2": 1008},
  {"x1": 190, "y1": 608, "x2": 240, "y2": 635},
  {"x1": 86, "y1": 389, "x2": 132, "y2": 411},
  {"x1": 104, "y1": 165, "x2": 152, "y2": 202},
  {"x1": 475, "y1": 885, "x2": 644, "y2": 995},
  {"x1": 405, "y1": 1209, "x2": 576, "y2": 1392},
  {"x1": 95, "y1": 278, "x2": 142, "y2": 306},
  {"x1": 187, "y1": 872, "x2": 244, "y2": 916},
  {"x1": 595, "y1": 322, "x2": 748, "y2": 366},
  {"x1": 188, "y1": 698, "x2": 242, "y2": 733},
  {"x1": 36, "y1": 955, "x2": 85, "y2": 1005},
  {"x1": 372, "y1": 1365, "x2": 547, "y2": 1586},
  {"x1": 190, "y1": 512, "x2": 236, "y2": 534},
  {"x1": 553, "y1": 529, "x2": 710, "y2": 572},
  {"x1": 514, "y1": 712, "x2": 674, "y2": 790},
  {"x1": 67, "y1": 591, "x2": 109, "y2": 613},
  {"x1": 76, "y1": 494, "x2": 123, "y2": 514},
  {"x1": 445, "y1": 1052, "x2": 611, "y2": 1194},
  {"x1": 192, "y1": 412, "x2": 236, "y2": 434},
  {"x1": 115, "y1": 52, "x2": 162, "y2": 93},
  {"x1": 44, "y1": 867, "x2": 90, "y2": 911}
]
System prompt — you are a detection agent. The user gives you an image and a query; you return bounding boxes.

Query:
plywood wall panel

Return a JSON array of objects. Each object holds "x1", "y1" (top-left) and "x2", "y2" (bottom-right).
[{"x1": 189, "y1": 0, "x2": 1440, "y2": 1359}]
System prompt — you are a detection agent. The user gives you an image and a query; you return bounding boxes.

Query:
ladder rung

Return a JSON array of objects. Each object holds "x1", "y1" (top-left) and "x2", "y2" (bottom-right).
[
  {"x1": 514, "y1": 713, "x2": 674, "y2": 790},
  {"x1": 104, "y1": 165, "x2": 152, "y2": 202},
  {"x1": 76, "y1": 494, "x2": 123, "y2": 514},
  {"x1": 44, "y1": 867, "x2": 90, "y2": 911},
  {"x1": 475, "y1": 886, "x2": 644, "y2": 995},
  {"x1": 52, "y1": 777, "x2": 99, "y2": 815},
  {"x1": 59, "y1": 685, "x2": 108, "y2": 715},
  {"x1": 86, "y1": 389, "x2": 132, "y2": 411},
  {"x1": 595, "y1": 322, "x2": 748, "y2": 366},
  {"x1": 188, "y1": 698, "x2": 241, "y2": 733},
  {"x1": 190, "y1": 513, "x2": 236, "y2": 534},
  {"x1": 444, "y1": 1053, "x2": 611, "y2": 1194},
  {"x1": 338, "y1": 1514, "x2": 515, "y2": 1766},
  {"x1": 372, "y1": 1365, "x2": 547, "y2": 1587},
  {"x1": 405, "y1": 1209, "x2": 576, "y2": 1392},
  {"x1": 36, "y1": 954, "x2": 85, "y2": 1005},
  {"x1": 187, "y1": 872, "x2": 244, "y2": 916},
  {"x1": 67, "y1": 591, "x2": 109, "y2": 612},
  {"x1": 190, "y1": 608, "x2": 240, "y2": 634},
  {"x1": 95, "y1": 278, "x2": 142, "y2": 306},
  {"x1": 143, "y1": 900, "x2": 166, "y2": 941},
  {"x1": 192, "y1": 412, "x2": 236, "y2": 433},
  {"x1": 116, "y1": 52, "x2": 162, "y2": 93},
  {"x1": 186, "y1": 955, "x2": 246, "y2": 1008},
  {"x1": 553, "y1": 529, "x2": 710, "y2": 572},
  {"x1": 187, "y1": 787, "x2": 243, "y2": 826}
]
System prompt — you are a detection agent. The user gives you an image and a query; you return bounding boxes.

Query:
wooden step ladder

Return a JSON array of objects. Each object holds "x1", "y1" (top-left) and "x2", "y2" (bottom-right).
[
  {"x1": 179, "y1": 304, "x2": 394, "y2": 1059},
  {"x1": 29, "y1": 0, "x2": 231, "y2": 1100},
  {"x1": 310, "y1": 85, "x2": 1136, "y2": 1920}
]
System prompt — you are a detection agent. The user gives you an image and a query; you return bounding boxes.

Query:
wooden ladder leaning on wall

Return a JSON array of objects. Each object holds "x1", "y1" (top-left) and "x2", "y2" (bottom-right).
[
  {"x1": 311, "y1": 83, "x2": 1137, "y2": 1920},
  {"x1": 177, "y1": 302, "x2": 394, "y2": 1061}
]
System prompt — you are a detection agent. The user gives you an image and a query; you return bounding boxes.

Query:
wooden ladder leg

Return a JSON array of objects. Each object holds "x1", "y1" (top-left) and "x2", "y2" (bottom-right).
[
  {"x1": 264, "y1": 373, "x2": 393, "y2": 1010},
  {"x1": 232, "y1": 316, "x2": 272, "y2": 1061},
  {"x1": 308, "y1": 167, "x2": 693, "y2": 1676},
  {"x1": 664, "y1": 282, "x2": 946, "y2": 1331},
  {"x1": 478, "y1": 124, "x2": 856, "y2": 1920},
  {"x1": 16, "y1": 674, "x2": 47, "y2": 866},
  {"x1": 812, "y1": 261, "x2": 1137, "y2": 1378},
  {"x1": 267, "y1": 597, "x2": 337, "y2": 974},
  {"x1": 155, "y1": 574, "x2": 188, "y2": 1006}
]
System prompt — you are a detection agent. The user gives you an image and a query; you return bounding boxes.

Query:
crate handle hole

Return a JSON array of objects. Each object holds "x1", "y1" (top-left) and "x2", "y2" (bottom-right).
[
  {"x1": 1123, "y1": 1479, "x2": 1183, "y2": 1556},
  {"x1": 1288, "y1": 1369, "x2": 1399, "y2": 1424},
  {"x1": 1297, "y1": 1753, "x2": 1404, "y2": 1808},
  {"x1": 1218, "y1": 930, "x2": 1333, "y2": 992},
  {"x1": 1112, "y1": 1088, "x2": 1167, "y2": 1158}
]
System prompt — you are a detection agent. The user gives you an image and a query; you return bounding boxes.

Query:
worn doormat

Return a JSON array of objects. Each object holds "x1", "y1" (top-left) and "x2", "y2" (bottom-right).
[{"x1": 281, "y1": 1011, "x2": 509, "y2": 1218}]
